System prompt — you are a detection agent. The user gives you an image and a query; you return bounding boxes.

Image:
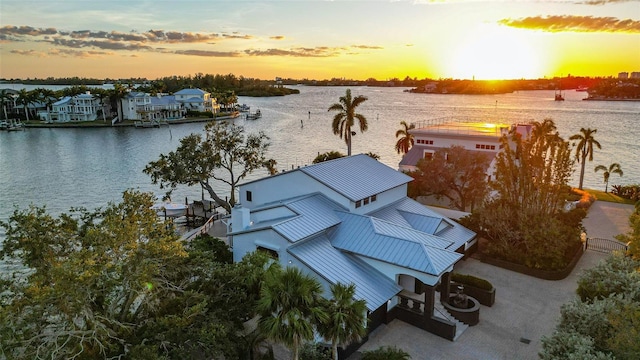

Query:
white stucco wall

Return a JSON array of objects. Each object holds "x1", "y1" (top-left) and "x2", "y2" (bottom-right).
[{"x1": 231, "y1": 228, "x2": 290, "y2": 263}]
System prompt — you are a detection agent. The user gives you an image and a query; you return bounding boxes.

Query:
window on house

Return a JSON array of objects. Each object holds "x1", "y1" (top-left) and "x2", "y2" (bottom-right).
[
  {"x1": 476, "y1": 144, "x2": 481, "y2": 149},
  {"x1": 371, "y1": 194, "x2": 377, "y2": 202},
  {"x1": 491, "y1": 145, "x2": 496, "y2": 150},
  {"x1": 257, "y1": 246, "x2": 278, "y2": 260},
  {"x1": 355, "y1": 200, "x2": 362, "y2": 208},
  {"x1": 424, "y1": 152, "x2": 434, "y2": 160},
  {"x1": 481, "y1": 144, "x2": 486, "y2": 149},
  {"x1": 363, "y1": 198, "x2": 370, "y2": 205},
  {"x1": 246, "y1": 191, "x2": 252, "y2": 202}
]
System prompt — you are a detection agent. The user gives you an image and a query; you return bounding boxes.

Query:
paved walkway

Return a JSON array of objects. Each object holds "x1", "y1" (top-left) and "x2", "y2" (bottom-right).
[{"x1": 352, "y1": 200, "x2": 634, "y2": 359}]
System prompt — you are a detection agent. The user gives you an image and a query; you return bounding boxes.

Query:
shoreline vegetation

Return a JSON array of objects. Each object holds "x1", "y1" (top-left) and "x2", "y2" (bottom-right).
[
  {"x1": 22, "y1": 111, "x2": 241, "y2": 128},
  {"x1": 2, "y1": 74, "x2": 639, "y2": 100}
]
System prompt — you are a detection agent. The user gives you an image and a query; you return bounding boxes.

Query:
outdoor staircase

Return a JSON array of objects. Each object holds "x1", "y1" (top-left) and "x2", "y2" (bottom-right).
[{"x1": 434, "y1": 291, "x2": 468, "y2": 341}]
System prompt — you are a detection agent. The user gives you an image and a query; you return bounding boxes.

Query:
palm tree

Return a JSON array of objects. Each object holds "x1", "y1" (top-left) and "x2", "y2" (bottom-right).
[
  {"x1": 0, "y1": 89, "x2": 14, "y2": 119},
  {"x1": 569, "y1": 128, "x2": 601, "y2": 190},
  {"x1": 395, "y1": 121, "x2": 415, "y2": 154},
  {"x1": 318, "y1": 283, "x2": 367, "y2": 360},
  {"x1": 257, "y1": 266, "x2": 327, "y2": 360},
  {"x1": 110, "y1": 84, "x2": 128, "y2": 123},
  {"x1": 36, "y1": 88, "x2": 57, "y2": 123},
  {"x1": 16, "y1": 89, "x2": 35, "y2": 121},
  {"x1": 327, "y1": 89, "x2": 368, "y2": 156},
  {"x1": 594, "y1": 163, "x2": 623, "y2": 193}
]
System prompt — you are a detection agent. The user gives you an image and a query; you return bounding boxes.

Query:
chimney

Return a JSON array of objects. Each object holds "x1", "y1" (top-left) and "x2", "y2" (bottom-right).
[{"x1": 231, "y1": 204, "x2": 251, "y2": 231}]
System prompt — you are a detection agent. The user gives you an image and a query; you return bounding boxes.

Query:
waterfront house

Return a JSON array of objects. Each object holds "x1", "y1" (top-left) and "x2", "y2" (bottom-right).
[
  {"x1": 229, "y1": 154, "x2": 477, "y2": 348},
  {"x1": 50, "y1": 91, "x2": 102, "y2": 122},
  {"x1": 122, "y1": 92, "x2": 185, "y2": 121},
  {"x1": 174, "y1": 88, "x2": 219, "y2": 113},
  {"x1": 399, "y1": 119, "x2": 532, "y2": 178}
]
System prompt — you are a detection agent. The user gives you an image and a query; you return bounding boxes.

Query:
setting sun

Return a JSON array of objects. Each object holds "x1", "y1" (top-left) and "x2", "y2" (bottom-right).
[{"x1": 447, "y1": 24, "x2": 547, "y2": 80}]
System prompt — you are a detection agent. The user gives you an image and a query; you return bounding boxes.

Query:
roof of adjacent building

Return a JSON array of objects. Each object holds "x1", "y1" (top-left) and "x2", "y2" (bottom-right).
[
  {"x1": 288, "y1": 234, "x2": 402, "y2": 312},
  {"x1": 330, "y1": 211, "x2": 462, "y2": 276},
  {"x1": 398, "y1": 145, "x2": 498, "y2": 168},
  {"x1": 300, "y1": 154, "x2": 412, "y2": 201},
  {"x1": 53, "y1": 96, "x2": 72, "y2": 106},
  {"x1": 174, "y1": 88, "x2": 207, "y2": 96}
]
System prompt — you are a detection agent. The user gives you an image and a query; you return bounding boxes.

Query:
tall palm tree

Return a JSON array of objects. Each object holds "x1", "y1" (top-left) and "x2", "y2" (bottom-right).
[
  {"x1": 327, "y1": 89, "x2": 368, "y2": 156},
  {"x1": 110, "y1": 84, "x2": 127, "y2": 123},
  {"x1": 570, "y1": 128, "x2": 601, "y2": 190},
  {"x1": 36, "y1": 88, "x2": 57, "y2": 123},
  {"x1": 395, "y1": 121, "x2": 415, "y2": 154},
  {"x1": 16, "y1": 89, "x2": 35, "y2": 121},
  {"x1": 594, "y1": 163, "x2": 623, "y2": 193},
  {"x1": 257, "y1": 266, "x2": 327, "y2": 360},
  {"x1": 0, "y1": 89, "x2": 14, "y2": 119},
  {"x1": 318, "y1": 283, "x2": 367, "y2": 360}
]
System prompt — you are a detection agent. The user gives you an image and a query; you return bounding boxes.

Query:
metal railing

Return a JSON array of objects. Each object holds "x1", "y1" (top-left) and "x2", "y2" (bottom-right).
[
  {"x1": 586, "y1": 237, "x2": 629, "y2": 254},
  {"x1": 181, "y1": 212, "x2": 224, "y2": 242}
]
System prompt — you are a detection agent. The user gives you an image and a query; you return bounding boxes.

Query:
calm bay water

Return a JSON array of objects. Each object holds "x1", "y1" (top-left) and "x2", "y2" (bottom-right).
[{"x1": 1, "y1": 85, "x2": 639, "y2": 237}]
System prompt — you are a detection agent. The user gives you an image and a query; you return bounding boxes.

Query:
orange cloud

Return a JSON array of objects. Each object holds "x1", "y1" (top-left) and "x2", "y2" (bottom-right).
[{"x1": 498, "y1": 15, "x2": 640, "y2": 33}]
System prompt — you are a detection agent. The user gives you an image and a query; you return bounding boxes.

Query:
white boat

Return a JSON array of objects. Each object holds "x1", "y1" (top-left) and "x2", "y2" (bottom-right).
[
  {"x1": 237, "y1": 104, "x2": 250, "y2": 112},
  {"x1": 245, "y1": 109, "x2": 261, "y2": 120},
  {"x1": 151, "y1": 202, "x2": 188, "y2": 217},
  {"x1": 3, "y1": 119, "x2": 25, "y2": 131}
]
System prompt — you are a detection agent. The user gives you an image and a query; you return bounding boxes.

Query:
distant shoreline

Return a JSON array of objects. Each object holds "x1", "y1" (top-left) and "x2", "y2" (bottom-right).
[
  {"x1": 582, "y1": 97, "x2": 640, "y2": 102},
  {"x1": 22, "y1": 113, "x2": 240, "y2": 129}
]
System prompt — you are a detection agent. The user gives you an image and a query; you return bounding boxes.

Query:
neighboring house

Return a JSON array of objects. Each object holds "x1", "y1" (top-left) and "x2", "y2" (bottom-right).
[
  {"x1": 173, "y1": 88, "x2": 219, "y2": 113},
  {"x1": 50, "y1": 92, "x2": 102, "y2": 122},
  {"x1": 399, "y1": 119, "x2": 532, "y2": 180},
  {"x1": 122, "y1": 92, "x2": 185, "y2": 121},
  {"x1": 229, "y1": 154, "x2": 477, "y2": 346}
]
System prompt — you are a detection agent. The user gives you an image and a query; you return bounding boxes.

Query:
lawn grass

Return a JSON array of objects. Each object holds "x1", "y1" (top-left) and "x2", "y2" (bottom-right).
[{"x1": 583, "y1": 188, "x2": 636, "y2": 204}]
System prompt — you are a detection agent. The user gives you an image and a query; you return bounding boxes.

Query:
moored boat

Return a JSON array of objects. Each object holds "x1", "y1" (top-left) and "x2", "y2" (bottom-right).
[{"x1": 245, "y1": 109, "x2": 261, "y2": 120}]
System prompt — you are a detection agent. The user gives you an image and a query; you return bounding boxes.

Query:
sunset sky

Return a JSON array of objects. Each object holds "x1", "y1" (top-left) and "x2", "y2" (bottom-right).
[{"x1": 1, "y1": 0, "x2": 639, "y2": 81}]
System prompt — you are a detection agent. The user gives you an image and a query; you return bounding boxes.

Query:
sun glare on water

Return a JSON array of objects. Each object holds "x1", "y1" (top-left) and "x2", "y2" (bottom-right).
[{"x1": 448, "y1": 24, "x2": 546, "y2": 80}]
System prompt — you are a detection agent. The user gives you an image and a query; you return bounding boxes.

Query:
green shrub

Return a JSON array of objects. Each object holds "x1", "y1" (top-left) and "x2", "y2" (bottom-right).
[
  {"x1": 451, "y1": 273, "x2": 493, "y2": 291},
  {"x1": 361, "y1": 346, "x2": 410, "y2": 360},
  {"x1": 299, "y1": 343, "x2": 331, "y2": 360}
]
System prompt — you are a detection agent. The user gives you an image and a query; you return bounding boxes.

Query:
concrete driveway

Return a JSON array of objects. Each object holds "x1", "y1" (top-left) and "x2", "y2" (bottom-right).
[{"x1": 352, "y1": 200, "x2": 634, "y2": 359}]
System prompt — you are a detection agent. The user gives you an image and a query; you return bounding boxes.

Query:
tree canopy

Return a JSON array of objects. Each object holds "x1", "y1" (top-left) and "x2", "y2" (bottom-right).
[
  {"x1": 408, "y1": 145, "x2": 490, "y2": 211},
  {"x1": 460, "y1": 119, "x2": 582, "y2": 270},
  {"x1": 144, "y1": 121, "x2": 274, "y2": 213},
  {"x1": 541, "y1": 254, "x2": 640, "y2": 360},
  {"x1": 0, "y1": 191, "x2": 272, "y2": 359}
]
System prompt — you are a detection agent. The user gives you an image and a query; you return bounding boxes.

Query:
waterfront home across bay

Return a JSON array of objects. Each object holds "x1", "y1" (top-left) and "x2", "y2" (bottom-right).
[{"x1": 399, "y1": 119, "x2": 533, "y2": 178}]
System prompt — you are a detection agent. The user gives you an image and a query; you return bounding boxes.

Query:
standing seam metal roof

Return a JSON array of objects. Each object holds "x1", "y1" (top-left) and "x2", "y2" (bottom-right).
[
  {"x1": 330, "y1": 212, "x2": 462, "y2": 276},
  {"x1": 300, "y1": 154, "x2": 412, "y2": 201},
  {"x1": 288, "y1": 235, "x2": 402, "y2": 312},
  {"x1": 370, "y1": 198, "x2": 476, "y2": 250},
  {"x1": 272, "y1": 194, "x2": 344, "y2": 242}
]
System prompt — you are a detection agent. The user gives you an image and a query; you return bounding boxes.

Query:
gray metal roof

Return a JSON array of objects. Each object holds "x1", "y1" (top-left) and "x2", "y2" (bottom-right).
[
  {"x1": 330, "y1": 212, "x2": 462, "y2": 276},
  {"x1": 370, "y1": 198, "x2": 476, "y2": 251},
  {"x1": 300, "y1": 154, "x2": 412, "y2": 201},
  {"x1": 272, "y1": 194, "x2": 344, "y2": 242},
  {"x1": 289, "y1": 235, "x2": 402, "y2": 312},
  {"x1": 398, "y1": 145, "x2": 430, "y2": 166},
  {"x1": 174, "y1": 88, "x2": 207, "y2": 95}
]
